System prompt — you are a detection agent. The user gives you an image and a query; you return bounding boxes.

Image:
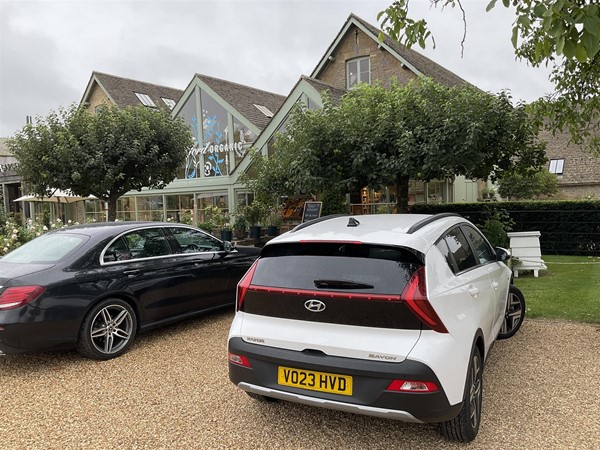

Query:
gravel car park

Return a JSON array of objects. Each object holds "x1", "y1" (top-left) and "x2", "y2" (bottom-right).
[{"x1": 0, "y1": 312, "x2": 598, "y2": 449}]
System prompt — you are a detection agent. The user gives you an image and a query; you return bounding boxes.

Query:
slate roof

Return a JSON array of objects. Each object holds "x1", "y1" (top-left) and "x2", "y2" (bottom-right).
[
  {"x1": 301, "y1": 76, "x2": 347, "y2": 104},
  {"x1": 312, "y1": 14, "x2": 469, "y2": 88},
  {"x1": 195, "y1": 74, "x2": 286, "y2": 130},
  {"x1": 85, "y1": 72, "x2": 184, "y2": 110}
]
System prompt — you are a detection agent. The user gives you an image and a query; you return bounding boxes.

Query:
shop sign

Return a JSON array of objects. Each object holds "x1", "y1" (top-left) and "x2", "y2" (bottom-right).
[
  {"x1": 0, "y1": 162, "x2": 19, "y2": 173},
  {"x1": 185, "y1": 142, "x2": 246, "y2": 179}
]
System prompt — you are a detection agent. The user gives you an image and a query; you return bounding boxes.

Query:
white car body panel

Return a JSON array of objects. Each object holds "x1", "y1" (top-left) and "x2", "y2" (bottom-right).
[{"x1": 231, "y1": 312, "x2": 422, "y2": 362}]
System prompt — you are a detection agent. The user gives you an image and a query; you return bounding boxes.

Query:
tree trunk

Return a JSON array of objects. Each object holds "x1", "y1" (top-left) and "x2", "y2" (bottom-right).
[
  {"x1": 107, "y1": 195, "x2": 119, "y2": 222},
  {"x1": 396, "y1": 175, "x2": 410, "y2": 213}
]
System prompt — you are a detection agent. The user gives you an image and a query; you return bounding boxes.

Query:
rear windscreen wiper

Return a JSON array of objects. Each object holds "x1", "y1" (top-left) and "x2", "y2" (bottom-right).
[{"x1": 314, "y1": 279, "x2": 374, "y2": 289}]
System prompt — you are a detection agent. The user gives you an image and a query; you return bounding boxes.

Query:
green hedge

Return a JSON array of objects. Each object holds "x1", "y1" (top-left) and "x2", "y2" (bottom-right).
[{"x1": 410, "y1": 200, "x2": 600, "y2": 256}]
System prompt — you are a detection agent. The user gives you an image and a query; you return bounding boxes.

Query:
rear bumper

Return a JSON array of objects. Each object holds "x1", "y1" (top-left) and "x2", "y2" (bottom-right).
[{"x1": 228, "y1": 337, "x2": 461, "y2": 423}]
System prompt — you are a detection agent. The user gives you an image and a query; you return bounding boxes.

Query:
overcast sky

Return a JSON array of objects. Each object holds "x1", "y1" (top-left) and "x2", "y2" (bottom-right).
[{"x1": 0, "y1": 0, "x2": 555, "y2": 137}]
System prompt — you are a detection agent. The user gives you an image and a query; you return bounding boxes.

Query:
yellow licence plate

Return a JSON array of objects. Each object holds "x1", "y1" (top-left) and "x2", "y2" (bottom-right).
[{"x1": 277, "y1": 366, "x2": 353, "y2": 396}]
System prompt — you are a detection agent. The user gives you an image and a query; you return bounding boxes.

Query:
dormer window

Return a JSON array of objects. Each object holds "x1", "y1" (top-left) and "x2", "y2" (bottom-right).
[
  {"x1": 347, "y1": 57, "x2": 370, "y2": 88},
  {"x1": 134, "y1": 92, "x2": 156, "y2": 107},
  {"x1": 549, "y1": 158, "x2": 565, "y2": 175}
]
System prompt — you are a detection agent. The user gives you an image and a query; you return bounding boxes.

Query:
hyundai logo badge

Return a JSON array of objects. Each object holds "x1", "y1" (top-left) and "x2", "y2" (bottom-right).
[{"x1": 304, "y1": 299, "x2": 326, "y2": 313}]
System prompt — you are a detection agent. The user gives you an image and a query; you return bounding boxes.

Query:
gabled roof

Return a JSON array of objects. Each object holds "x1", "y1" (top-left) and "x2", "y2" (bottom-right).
[
  {"x1": 301, "y1": 76, "x2": 347, "y2": 104},
  {"x1": 311, "y1": 13, "x2": 469, "y2": 88},
  {"x1": 195, "y1": 74, "x2": 287, "y2": 130},
  {"x1": 80, "y1": 71, "x2": 184, "y2": 110}
]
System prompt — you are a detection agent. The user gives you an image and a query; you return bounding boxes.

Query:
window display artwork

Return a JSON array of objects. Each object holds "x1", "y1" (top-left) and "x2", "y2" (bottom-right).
[{"x1": 201, "y1": 90, "x2": 229, "y2": 177}]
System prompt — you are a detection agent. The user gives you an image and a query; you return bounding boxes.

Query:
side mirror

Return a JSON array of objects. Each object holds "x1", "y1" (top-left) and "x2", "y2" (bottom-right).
[
  {"x1": 223, "y1": 241, "x2": 235, "y2": 252},
  {"x1": 495, "y1": 247, "x2": 511, "y2": 262}
]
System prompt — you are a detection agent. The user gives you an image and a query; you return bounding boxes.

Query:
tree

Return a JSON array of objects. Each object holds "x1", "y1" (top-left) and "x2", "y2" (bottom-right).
[
  {"x1": 250, "y1": 79, "x2": 546, "y2": 213},
  {"x1": 496, "y1": 168, "x2": 559, "y2": 200},
  {"x1": 378, "y1": 0, "x2": 600, "y2": 153},
  {"x1": 8, "y1": 104, "x2": 193, "y2": 221}
]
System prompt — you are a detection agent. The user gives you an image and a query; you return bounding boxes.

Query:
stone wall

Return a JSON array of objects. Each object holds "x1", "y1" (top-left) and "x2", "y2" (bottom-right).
[
  {"x1": 541, "y1": 129, "x2": 600, "y2": 199},
  {"x1": 316, "y1": 24, "x2": 417, "y2": 90}
]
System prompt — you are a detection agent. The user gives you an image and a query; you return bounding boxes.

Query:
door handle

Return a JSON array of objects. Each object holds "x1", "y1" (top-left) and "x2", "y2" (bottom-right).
[
  {"x1": 468, "y1": 286, "x2": 480, "y2": 298},
  {"x1": 491, "y1": 281, "x2": 499, "y2": 290},
  {"x1": 123, "y1": 269, "x2": 140, "y2": 277}
]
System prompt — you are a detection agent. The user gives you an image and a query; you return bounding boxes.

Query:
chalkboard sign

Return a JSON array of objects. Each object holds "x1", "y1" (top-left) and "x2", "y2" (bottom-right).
[{"x1": 302, "y1": 201, "x2": 323, "y2": 223}]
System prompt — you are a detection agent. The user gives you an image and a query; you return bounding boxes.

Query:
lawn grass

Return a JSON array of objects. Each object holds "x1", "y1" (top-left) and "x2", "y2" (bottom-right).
[{"x1": 513, "y1": 255, "x2": 600, "y2": 324}]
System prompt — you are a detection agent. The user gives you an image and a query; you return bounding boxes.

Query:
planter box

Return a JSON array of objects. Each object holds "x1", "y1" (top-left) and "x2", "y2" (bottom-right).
[{"x1": 507, "y1": 231, "x2": 547, "y2": 278}]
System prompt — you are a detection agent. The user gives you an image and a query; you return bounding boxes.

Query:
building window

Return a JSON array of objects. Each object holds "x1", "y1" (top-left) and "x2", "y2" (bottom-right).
[
  {"x1": 134, "y1": 92, "x2": 156, "y2": 107},
  {"x1": 549, "y1": 158, "x2": 565, "y2": 175},
  {"x1": 161, "y1": 98, "x2": 176, "y2": 109},
  {"x1": 347, "y1": 57, "x2": 370, "y2": 88}
]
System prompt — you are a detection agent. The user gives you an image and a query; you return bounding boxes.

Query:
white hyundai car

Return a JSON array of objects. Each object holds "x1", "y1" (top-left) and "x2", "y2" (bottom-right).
[{"x1": 228, "y1": 213, "x2": 525, "y2": 442}]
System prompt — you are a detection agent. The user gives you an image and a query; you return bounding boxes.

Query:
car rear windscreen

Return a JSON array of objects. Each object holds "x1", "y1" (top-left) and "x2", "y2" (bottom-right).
[{"x1": 253, "y1": 242, "x2": 423, "y2": 295}]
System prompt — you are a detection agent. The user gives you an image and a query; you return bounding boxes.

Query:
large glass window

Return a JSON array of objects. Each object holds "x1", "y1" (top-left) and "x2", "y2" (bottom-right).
[
  {"x1": 117, "y1": 197, "x2": 136, "y2": 221},
  {"x1": 196, "y1": 192, "x2": 229, "y2": 223},
  {"x1": 137, "y1": 196, "x2": 164, "y2": 221},
  {"x1": 233, "y1": 116, "x2": 255, "y2": 167},
  {"x1": 201, "y1": 90, "x2": 229, "y2": 177},
  {"x1": 166, "y1": 194, "x2": 194, "y2": 224},
  {"x1": 179, "y1": 93, "x2": 201, "y2": 179},
  {"x1": 84, "y1": 199, "x2": 104, "y2": 223},
  {"x1": 347, "y1": 57, "x2": 370, "y2": 88}
]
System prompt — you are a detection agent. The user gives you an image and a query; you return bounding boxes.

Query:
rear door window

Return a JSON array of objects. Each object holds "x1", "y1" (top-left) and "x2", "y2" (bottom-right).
[
  {"x1": 440, "y1": 227, "x2": 478, "y2": 273},
  {"x1": 462, "y1": 225, "x2": 495, "y2": 265},
  {"x1": 252, "y1": 243, "x2": 422, "y2": 295}
]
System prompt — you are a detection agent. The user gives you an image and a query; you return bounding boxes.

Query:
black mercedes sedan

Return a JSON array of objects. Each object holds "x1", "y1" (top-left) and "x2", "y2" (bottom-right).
[{"x1": 0, "y1": 222, "x2": 259, "y2": 360}]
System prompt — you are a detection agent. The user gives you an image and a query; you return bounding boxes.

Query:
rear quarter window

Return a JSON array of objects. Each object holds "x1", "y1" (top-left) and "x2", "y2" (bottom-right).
[{"x1": 252, "y1": 243, "x2": 423, "y2": 295}]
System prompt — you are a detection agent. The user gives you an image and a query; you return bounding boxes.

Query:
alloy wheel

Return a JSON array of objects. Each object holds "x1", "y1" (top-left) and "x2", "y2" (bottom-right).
[
  {"x1": 469, "y1": 353, "x2": 482, "y2": 429},
  {"x1": 90, "y1": 304, "x2": 134, "y2": 355},
  {"x1": 500, "y1": 291, "x2": 523, "y2": 336}
]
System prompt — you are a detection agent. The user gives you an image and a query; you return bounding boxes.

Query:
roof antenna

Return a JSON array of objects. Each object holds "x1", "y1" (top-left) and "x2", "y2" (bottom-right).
[{"x1": 347, "y1": 217, "x2": 360, "y2": 227}]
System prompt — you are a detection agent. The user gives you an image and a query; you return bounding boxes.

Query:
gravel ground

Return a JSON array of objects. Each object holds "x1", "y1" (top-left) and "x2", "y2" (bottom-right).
[{"x1": 1, "y1": 312, "x2": 599, "y2": 450}]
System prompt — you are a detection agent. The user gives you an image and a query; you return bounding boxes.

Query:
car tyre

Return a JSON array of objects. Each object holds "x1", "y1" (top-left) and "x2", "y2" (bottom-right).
[
  {"x1": 497, "y1": 285, "x2": 525, "y2": 340},
  {"x1": 245, "y1": 391, "x2": 279, "y2": 403},
  {"x1": 440, "y1": 347, "x2": 483, "y2": 443},
  {"x1": 77, "y1": 298, "x2": 137, "y2": 360}
]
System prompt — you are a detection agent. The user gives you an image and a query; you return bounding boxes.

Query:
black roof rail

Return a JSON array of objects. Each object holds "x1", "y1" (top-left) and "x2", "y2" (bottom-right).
[
  {"x1": 406, "y1": 213, "x2": 462, "y2": 234},
  {"x1": 290, "y1": 214, "x2": 349, "y2": 233}
]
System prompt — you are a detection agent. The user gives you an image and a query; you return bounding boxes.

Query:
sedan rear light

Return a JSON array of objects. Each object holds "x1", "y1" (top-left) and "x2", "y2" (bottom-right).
[
  {"x1": 0, "y1": 286, "x2": 46, "y2": 310},
  {"x1": 236, "y1": 260, "x2": 259, "y2": 310},
  {"x1": 401, "y1": 266, "x2": 448, "y2": 333},
  {"x1": 386, "y1": 379, "x2": 439, "y2": 392}
]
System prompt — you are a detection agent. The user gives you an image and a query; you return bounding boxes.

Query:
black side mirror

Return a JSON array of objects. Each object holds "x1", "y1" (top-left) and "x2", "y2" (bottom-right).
[
  {"x1": 223, "y1": 241, "x2": 234, "y2": 252},
  {"x1": 495, "y1": 247, "x2": 511, "y2": 262}
]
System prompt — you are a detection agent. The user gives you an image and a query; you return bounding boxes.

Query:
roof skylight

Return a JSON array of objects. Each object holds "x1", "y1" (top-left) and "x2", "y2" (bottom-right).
[
  {"x1": 135, "y1": 92, "x2": 156, "y2": 107},
  {"x1": 253, "y1": 104, "x2": 274, "y2": 118}
]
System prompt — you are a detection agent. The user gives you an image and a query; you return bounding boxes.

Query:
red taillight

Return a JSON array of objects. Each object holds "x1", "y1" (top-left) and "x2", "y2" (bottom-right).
[
  {"x1": 228, "y1": 352, "x2": 251, "y2": 368},
  {"x1": 0, "y1": 286, "x2": 46, "y2": 310},
  {"x1": 401, "y1": 267, "x2": 448, "y2": 333},
  {"x1": 236, "y1": 260, "x2": 259, "y2": 311},
  {"x1": 386, "y1": 379, "x2": 439, "y2": 392}
]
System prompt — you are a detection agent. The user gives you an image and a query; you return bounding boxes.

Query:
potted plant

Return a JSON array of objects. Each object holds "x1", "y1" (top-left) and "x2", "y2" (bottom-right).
[
  {"x1": 245, "y1": 201, "x2": 266, "y2": 240},
  {"x1": 266, "y1": 204, "x2": 284, "y2": 236},
  {"x1": 232, "y1": 213, "x2": 249, "y2": 240}
]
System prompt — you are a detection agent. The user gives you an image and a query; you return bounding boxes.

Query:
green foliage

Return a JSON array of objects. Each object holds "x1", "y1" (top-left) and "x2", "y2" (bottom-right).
[
  {"x1": 378, "y1": 0, "x2": 600, "y2": 153},
  {"x1": 497, "y1": 169, "x2": 559, "y2": 200},
  {"x1": 249, "y1": 79, "x2": 545, "y2": 213},
  {"x1": 8, "y1": 104, "x2": 193, "y2": 221},
  {"x1": 479, "y1": 209, "x2": 515, "y2": 247},
  {"x1": 244, "y1": 201, "x2": 267, "y2": 226},
  {"x1": 411, "y1": 200, "x2": 600, "y2": 255}
]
